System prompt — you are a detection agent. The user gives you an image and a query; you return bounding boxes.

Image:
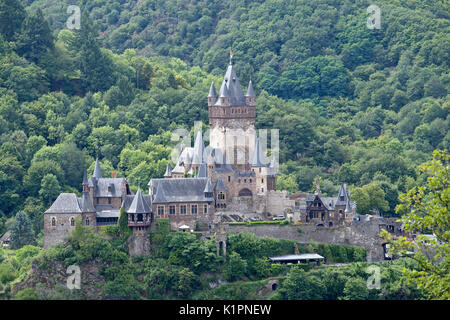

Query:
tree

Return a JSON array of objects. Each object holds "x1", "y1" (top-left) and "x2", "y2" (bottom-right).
[
  {"x1": 39, "y1": 174, "x2": 60, "y2": 205},
  {"x1": 9, "y1": 211, "x2": 34, "y2": 249},
  {"x1": 340, "y1": 278, "x2": 369, "y2": 300},
  {"x1": 118, "y1": 207, "x2": 130, "y2": 238},
  {"x1": 0, "y1": 0, "x2": 26, "y2": 41},
  {"x1": 222, "y1": 252, "x2": 247, "y2": 281},
  {"x1": 278, "y1": 267, "x2": 326, "y2": 300},
  {"x1": 382, "y1": 149, "x2": 449, "y2": 300},
  {"x1": 352, "y1": 183, "x2": 389, "y2": 215},
  {"x1": 15, "y1": 9, "x2": 54, "y2": 63}
]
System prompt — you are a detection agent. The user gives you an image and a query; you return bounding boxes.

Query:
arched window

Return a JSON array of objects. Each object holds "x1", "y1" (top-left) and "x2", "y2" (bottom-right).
[
  {"x1": 51, "y1": 217, "x2": 56, "y2": 227},
  {"x1": 137, "y1": 214, "x2": 143, "y2": 222},
  {"x1": 85, "y1": 218, "x2": 90, "y2": 226},
  {"x1": 218, "y1": 192, "x2": 225, "y2": 200},
  {"x1": 70, "y1": 217, "x2": 75, "y2": 226}
]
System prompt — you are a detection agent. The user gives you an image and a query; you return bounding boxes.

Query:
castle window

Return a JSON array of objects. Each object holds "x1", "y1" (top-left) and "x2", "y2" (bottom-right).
[
  {"x1": 204, "y1": 204, "x2": 208, "y2": 214},
  {"x1": 85, "y1": 218, "x2": 90, "y2": 226},
  {"x1": 261, "y1": 188, "x2": 264, "y2": 192},
  {"x1": 249, "y1": 179, "x2": 252, "y2": 183},
  {"x1": 180, "y1": 205, "x2": 187, "y2": 214},
  {"x1": 191, "y1": 205, "x2": 198, "y2": 214},
  {"x1": 259, "y1": 168, "x2": 261, "y2": 173},
  {"x1": 238, "y1": 109, "x2": 241, "y2": 113},
  {"x1": 137, "y1": 214, "x2": 143, "y2": 222},
  {"x1": 70, "y1": 217, "x2": 75, "y2": 226},
  {"x1": 218, "y1": 192, "x2": 225, "y2": 200},
  {"x1": 244, "y1": 179, "x2": 247, "y2": 183},
  {"x1": 169, "y1": 205, "x2": 176, "y2": 215},
  {"x1": 228, "y1": 176, "x2": 231, "y2": 182},
  {"x1": 158, "y1": 206, "x2": 164, "y2": 215},
  {"x1": 318, "y1": 203, "x2": 321, "y2": 207},
  {"x1": 232, "y1": 109, "x2": 234, "y2": 114},
  {"x1": 51, "y1": 217, "x2": 56, "y2": 227},
  {"x1": 262, "y1": 178, "x2": 264, "y2": 183},
  {"x1": 108, "y1": 198, "x2": 111, "y2": 204}
]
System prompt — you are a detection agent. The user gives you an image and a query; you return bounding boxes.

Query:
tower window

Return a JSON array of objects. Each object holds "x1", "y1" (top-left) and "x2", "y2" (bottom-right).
[
  {"x1": 228, "y1": 176, "x2": 231, "y2": 182},
  {"x1": 85, "y1": 218, "x2": 90, "y2": 226},
  {"x1": 204, "y1": 204, "x2": 208, "y2": 214},
  {"x1": 261, "y1": 188, "x2": 264, "y2": 192},
  {"x1": 262, "y1": 178, "x2": 264, "y2": 183},
  {"x1": 51, "y1": 217, "x2": 56, "y2": 227},
  {"x1": 70, "y1": 217, "x2": 75, "y2": 226}
]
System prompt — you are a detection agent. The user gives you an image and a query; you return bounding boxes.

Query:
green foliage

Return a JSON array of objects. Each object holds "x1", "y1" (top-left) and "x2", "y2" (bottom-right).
[
  {"x1": 222, "y1": 252, "x2": 247, "y2": 282},
  {"x1": 10, "y1": 211, "x2": 34, "y2": 249},
  {"x1": 383, "y1": 150, "x2": 450, "y2": 300},
  {"x1": 275, "y1": 266, "x2": 326, "y2": 300}
]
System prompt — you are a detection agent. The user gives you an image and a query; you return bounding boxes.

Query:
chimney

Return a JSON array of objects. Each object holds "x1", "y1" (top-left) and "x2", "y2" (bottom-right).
[{"x1": 111, "y1": 171, "x2": 116, "y2": 178}]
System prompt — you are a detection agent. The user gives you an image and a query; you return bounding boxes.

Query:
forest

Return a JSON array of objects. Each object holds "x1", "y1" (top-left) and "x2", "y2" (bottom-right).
[{"x1": 0, "y1": 0, "x2": 448, "y2": 300}]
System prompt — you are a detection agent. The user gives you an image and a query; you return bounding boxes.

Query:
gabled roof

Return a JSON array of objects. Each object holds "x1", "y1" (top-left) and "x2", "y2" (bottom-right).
[
  {"x1": 215, "y1": 177, "x2": 227, "y2": 191},
  {"x1": 89, "y1": 177, "x2": 128, "y2": 198},
  {"x1": 153, "y1": 182, "x2": 167, "y2": 203},
  {"x1": 127, "y1": 188, "x2": 152, "y2": 214},
  {"x1": 45, "y1": 193, "x2": 82, "y2": 214},
  {"x1": 150, "y1": 178, "x2": 212, "y2": 203}
]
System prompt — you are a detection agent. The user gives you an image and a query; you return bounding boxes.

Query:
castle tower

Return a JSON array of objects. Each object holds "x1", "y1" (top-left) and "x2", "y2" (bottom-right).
[
  {"x1": 208, "y1": 60, "x2": 256, "y2": 169},
  {"x1": 127, "y1": 188, "x2": 152, "y2": 256}
]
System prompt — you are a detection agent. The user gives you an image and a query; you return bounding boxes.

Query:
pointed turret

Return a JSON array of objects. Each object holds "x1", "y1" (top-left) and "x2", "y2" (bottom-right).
[
  {"x1": 345, "y1": 196, "x2": 352, "y2": 213},
  {"x1": 164, "y1": 162, "x2": 172, "y2": 178},
  {"x1": 208, "y1": 81, "x2": 218, "y2": 106},
  {"x1": 80, "y1": 187, "x2": 96, "y2": 213},
  {"x1": 93, "y1": 158, "x2": 102, "y2": 179},
  {"x1": 192, "y1": 131, "x2": 205, "y2": 165},
  {"x1": 246, "y1": 80, "x2": 256, "y2": 106},
  {"x1": 336, "y1": 183, "x2": 348, "y2": 206},
  {"x1": 204, "y1": 178, "x2": 213, "y2": 193},
  {"x1": 153, "y1": 182, "x2": 167, "y2": 203},
  {"x1": 215, "y1": 63, "x2": 246, "y2": 106},
  {"x1": 251, "y1": 137, "x2": 264, "y2": 167},
  {"x1": 215, "y1": 177, "x2": 227, "y2": 190},
  {"x1": 82, "y1": 168, "x2": 89, "y2": 192},
  {"x1": 197, "y1": 163, "x2": 207, "y2": 178},
  {"x1": 128, "y1": 188, "x2": 151, "y2": 214}
]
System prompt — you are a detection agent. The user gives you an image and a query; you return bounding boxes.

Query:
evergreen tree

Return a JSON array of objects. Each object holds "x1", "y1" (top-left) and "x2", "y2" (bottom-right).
[
  {"x1": 73, "y1": 14, "x2": 115, "y2": 93},
  {"x1": 10, "y1": 211, "x2": 34, "y2": 249},
  {"x1": 0, "y1": 0, "x2": 26, "y2": 41},
  {"x1": 15, "y1": 9, "x2": 53, "y2": 63}
]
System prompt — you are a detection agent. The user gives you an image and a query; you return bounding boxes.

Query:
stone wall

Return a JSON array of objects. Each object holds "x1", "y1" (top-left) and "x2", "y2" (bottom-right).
[
  {"x1": 265, "y1": 190, "x2": 295, "y2": 216},
  {"x1": 224, "y1": 219, "x2": 387, "y2": 262},
  {"x1": 43, "y1": 213, "x2": 81, "y2": 249}
]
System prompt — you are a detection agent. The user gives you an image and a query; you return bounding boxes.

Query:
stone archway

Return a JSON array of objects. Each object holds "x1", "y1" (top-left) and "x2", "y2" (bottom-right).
[{"x1": 238, "y1": 188, "x2": 252, "y2": 197}]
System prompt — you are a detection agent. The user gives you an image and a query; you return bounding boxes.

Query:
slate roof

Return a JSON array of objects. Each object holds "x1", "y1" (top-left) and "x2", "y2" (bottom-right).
[
  {"x1": 215, "y1": 177, "x2": 227, "y2": 191},
  {"x1": 208, "y1": 81, "x2": 217, "y2": 97},
  {"x1": 78, "y1": 192, "x2": 96, "y2": 213},
  {"x1": 246, "y1": 80, "x2": 255, "y2": 97},
  {"x1": 88, "y1": 177, "x2": 128, "y2": 197},
  {"x1": 335, "y1": 184, "x2": 348, "y2": 206},
  {"x1": 192, "y1": 131, "x2": 206, "y2": 165},
  {"x1": 252, "y1": 137, "x2": 265, "y2": 167},
  {"x1": 197, "y1": 163, "x2": 207, "y2": 178},
  {"x1": 269, "y1": 254, "x2": 324, "y2": 261},
  {"x1": 1, "y1": 232, "x2": 11, "y2": 242},
  {"x1": 150, "y1": 178, "x2": 213, "y2": 203},
  {"x1": 126, "y1": 188, "x2": 152, "y2": 214},
  {"x1": 204, "y1": 178, "x2": 213, "y2": 193},
  {"x1": 45, "y1": 193, "x2": 82, "y2": 214},
  {"x1": 93, "y1": 158, "x2": 102, "y2": 179},
  {"x1": 164, "y1": 162, "x2": 172, "y2": 177},
  {"x1": 215, "y1": 63, "x2": 247, "y2": 106}
]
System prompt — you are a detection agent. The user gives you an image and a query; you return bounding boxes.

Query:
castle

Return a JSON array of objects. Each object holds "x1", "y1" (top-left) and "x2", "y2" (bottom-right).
[{"x1": 43, "y1": 60, "x2": 356, "y2": 255}]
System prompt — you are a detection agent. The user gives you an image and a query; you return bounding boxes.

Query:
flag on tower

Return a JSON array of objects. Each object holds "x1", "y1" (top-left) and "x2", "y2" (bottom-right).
[{"x1": 230, "y1": 49, "x2": 233, "y2": 58}]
